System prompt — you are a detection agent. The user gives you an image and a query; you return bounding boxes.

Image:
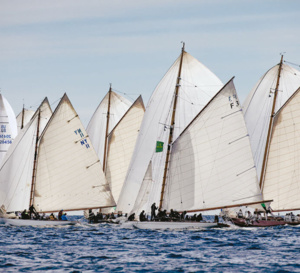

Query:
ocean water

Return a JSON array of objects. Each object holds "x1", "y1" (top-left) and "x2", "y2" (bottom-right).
[{"x1": 1, "y1": 216, "x2": 300, "y2": 273}]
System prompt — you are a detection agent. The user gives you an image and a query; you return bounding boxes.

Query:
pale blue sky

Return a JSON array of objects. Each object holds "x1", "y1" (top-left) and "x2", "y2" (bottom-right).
[{"x1": 1, "y1": 0, "x2": 300, "y2": 126}]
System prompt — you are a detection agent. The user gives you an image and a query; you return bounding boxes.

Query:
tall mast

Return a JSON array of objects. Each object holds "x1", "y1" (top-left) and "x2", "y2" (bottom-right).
[
  {"x1": 21, "y1": 103, "x2": 25, "y2": 129},
  {"x1": 103, "y1": 84, "x2": 112, "y2": 172},
  {"x1": 159, "y1": 43, "x2": 185, "y2": 209},
  {"x1": 259, "y1": 55, "x2": 284, "y2": 189},
  {"x1": 29, "y1": 110, "x2": 41, "y2": 207}
]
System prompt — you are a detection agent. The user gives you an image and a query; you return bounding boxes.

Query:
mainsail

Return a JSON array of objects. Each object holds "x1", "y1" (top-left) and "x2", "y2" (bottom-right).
[
  {"x1": 163, "y1": 78, "x2": 262, "y2": 212},
  {"x1": 105, "y1": 96, "x2": 145, "y2": 204},
  {"x1": 0, "y1": 94, "x2": 17, "y2": 164},
  {"x1": 243, "y1": 59, "x2": 300, "y2": 183},
  {"x1": 243, "y1": 57, "x2": 300, "y2": 211},
  {"x1": 0, "y1": 98, "x2": 52, "y2": 212},
  {"x1": 86, "y1": 87, "x2": 132, "y2": 169},
  {"x1": 16, "y1": 107, "x2": 35, "y2": 132},
  {"x1": 262, "y1": 87, "x2": 300, "y2": 211},
  {"x1": 33, "y1": 94, "x2": 115, "y2": 212},
  {"x1": 117, "y1": 45, "x2": 224, "y2": 214}
]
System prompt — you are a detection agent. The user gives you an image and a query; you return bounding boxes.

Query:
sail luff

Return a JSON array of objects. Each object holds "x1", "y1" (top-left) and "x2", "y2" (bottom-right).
[
  {"x1": 159, "y1": 43, "x2": 185, "y2": 209},
  {"x1": 103, "y1": 86, "x2": 112, "y2": 172},
  {"x1": 29, "y1": 110, "x2": 41, "y2": 207},
  {"x1": 259, "y1": 55, "x2": 284, "y2": 189}
]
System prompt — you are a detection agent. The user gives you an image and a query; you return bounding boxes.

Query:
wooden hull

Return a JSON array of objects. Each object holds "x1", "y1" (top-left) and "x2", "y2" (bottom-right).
[
  {"x1": 231, "y1": 218, "x2": 286, "y2": 227},
  {"x1": 127, "y1": 221, "x2": 218, "y2": 230},
  {"x1": 1, "y1": 218, "x2": 77, "y2": 227}
]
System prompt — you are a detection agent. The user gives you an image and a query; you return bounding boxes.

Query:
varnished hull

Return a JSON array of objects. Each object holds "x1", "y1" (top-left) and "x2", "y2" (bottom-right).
[{"x1": 231, "y1": 218, "x2": 286, "y2": 227}]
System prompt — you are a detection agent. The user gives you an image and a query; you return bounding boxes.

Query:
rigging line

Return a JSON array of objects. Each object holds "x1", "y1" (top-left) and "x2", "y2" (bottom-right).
[
  {"x1": 50, "y1": 97, "x2": 62, "y2": 106},
  {"x1": 111, "y1": 88, "x2": 136, "y2": 102},
  {"x1": 236, "y1": 166, "x2": 256, "y2": 177},
  {"x1": 233, "y1": 194, "x2": 262, "y2": 202},
  {"x1": 229, "y1": 134, "x2": 249, "y2": 145},
  {"x1": 284, "y1": 60, "x2": 300, "y2": 67}
]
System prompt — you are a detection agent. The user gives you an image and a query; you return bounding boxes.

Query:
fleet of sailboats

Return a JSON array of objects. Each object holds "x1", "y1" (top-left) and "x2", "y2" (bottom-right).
[{"x1": 1, "y1": 46, "x2": 300, "y2": 229}]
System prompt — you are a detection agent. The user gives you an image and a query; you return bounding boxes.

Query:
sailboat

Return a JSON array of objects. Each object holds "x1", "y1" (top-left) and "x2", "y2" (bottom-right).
[
  {"x1": 86, "y1": 86, "x2": 145, "y2": 214},
  {"x1": 0, "y1": 94, "x2": 17, "y2": 164},
  {"x1": 243, "y1": 55, "x2": 300, "y2": 225},
  {"x1": 118, "y1": 44, "x2": 267, "y2": 230},
  {"x1": 16, "y1": 105, "x2": 35, "y2": 132},
  {"x1": 0, "y1": 94, "x2": 116, "y2": 226}
]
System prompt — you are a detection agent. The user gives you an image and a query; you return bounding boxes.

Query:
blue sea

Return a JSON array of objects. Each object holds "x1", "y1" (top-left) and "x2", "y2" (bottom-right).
[{"x1": 1, "y1": 216, "x2": 300, "y2": 273}]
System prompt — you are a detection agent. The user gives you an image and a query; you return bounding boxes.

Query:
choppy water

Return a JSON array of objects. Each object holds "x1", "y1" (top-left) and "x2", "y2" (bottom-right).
[{"x1": 1, "y1": 216, "x2": 300, "y2": 272}]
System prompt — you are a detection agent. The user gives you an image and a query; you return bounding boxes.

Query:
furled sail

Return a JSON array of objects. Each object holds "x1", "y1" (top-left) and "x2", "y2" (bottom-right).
[
  {"x1": 105, "y1": 96, "x2": 145, "y2": 203},
  {"x1": 263, "y1": 87, "x2": 300, "y2": 211},
  {"x1": 16, "y1": 108, "x2": 35, "y2": 132},
  {"x1": 163, "y1": 78, "x2": 262, "y2": 211},
  {"x1": 243, "y1": 62, "x2": 300, "y2": 182},
  {"x1": 117, "y1": 48, "x2": 223, "y2": 214},
  {"x1": 86, "y1": 89, "x2": 132, "y2": 168},
  {"x1": 0, "y1": 98, "x2": 52, "y2": 212},
  {"x1": 0, "y1": 94, "x2": 17, "y2": 164},
  {"x1": 33, "y1": 94, "x2": 115, "y2": 212}
]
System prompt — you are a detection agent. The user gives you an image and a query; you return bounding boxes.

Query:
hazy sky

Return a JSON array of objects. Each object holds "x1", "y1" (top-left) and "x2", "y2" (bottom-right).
[{"x1": 1, "y1": 0, "x2": 300, "y2": 126}]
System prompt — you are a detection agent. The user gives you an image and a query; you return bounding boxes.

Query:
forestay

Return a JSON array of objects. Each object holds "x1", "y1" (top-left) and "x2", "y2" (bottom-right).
[
  {"x1": 243, "y1": 63, "x2": 300, "y2": 181},
  {"x1": 105, "y1": 96, "x2": 145, "y2": 203},
  {"x1": 86, "y1": 90, "x2": 132, "y2": 167},
  {"x1": 117, "y1": 50, "x2": 223, "y2": 214},
  {"x1": 163, "y1": 79, "x2": 262, "y2": 211},
  {"x1": 0, "y1": 99, "x2": 52, "y2": 212},
  {"x1": 263, "y1": 87, "x2": 300, "y2": 211},
  {"x1": 0, "y1": 94, "x2": 17, "y2": 164},
  {"x1": 33, "y1": 94, "x2": 115, "y2": 212}
]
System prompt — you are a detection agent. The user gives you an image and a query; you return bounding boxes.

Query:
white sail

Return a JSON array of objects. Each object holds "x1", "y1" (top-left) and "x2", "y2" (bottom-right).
[
  {"x1": 105, "y1": 96, "x2": 145, "y2": 203},
  {"x1": 117, "y1": 50, "x2": 223, "y2": 214},
  {"x1": 33, "y1": 94, "x2": 115, "y2": 212},
  {"x1": 16, "y1": 108, "x2": 35, "y2": 132},
  {"x1": 163, "y1": 78, "x2": 262, "y2": 211},
  {"x1": 0, "y1": 94, "x2": 17, "y2": 164},
  {"x1": 243, "y1": 63, "x2": 300, "y2": 181},
  {"x1": 0, "y1": 99, "x2": 52, "y2": 212},
  {"x1": 86, "y1": 90, "x2": 132, "y2": 167},
  {"x1": 130, "y1": 161, "x2": 154, "y2": 215},
  {"x1": 263, "y1": 87, "x2": 300, "y2": 211}
]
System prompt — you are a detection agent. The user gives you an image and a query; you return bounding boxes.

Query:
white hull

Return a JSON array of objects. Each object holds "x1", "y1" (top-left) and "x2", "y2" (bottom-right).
[
  {"x1": 123, "y1": 221, "x2": 218, "y2": 230},
  {"x1": 1, "y1": 218, "x2": 77, "y2": 227}
]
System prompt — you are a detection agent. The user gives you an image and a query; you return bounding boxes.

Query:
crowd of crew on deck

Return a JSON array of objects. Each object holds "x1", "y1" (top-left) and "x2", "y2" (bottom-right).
[{"x1": 19, "y1": 205, "x2": 68, "y2": 221}]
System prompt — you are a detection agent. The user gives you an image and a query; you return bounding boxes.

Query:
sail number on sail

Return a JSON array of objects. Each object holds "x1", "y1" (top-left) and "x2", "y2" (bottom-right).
[
  {"x1": 0, "y1": 125, "x2": 12, "y2": 145},
  {"x1": 74, "y1": 128, "x2": 90, "y2": 149},
  {"x1": 229, "y1": 94, "x2": 239, "y2": 108}
]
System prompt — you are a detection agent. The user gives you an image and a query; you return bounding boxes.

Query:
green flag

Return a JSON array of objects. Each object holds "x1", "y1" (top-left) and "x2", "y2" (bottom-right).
[{"x1": 156, "y1": 141, "x2": 164, "y2": 152}]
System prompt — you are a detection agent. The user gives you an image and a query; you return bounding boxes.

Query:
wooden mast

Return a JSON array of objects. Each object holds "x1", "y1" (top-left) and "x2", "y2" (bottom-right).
[
  {"x1": 29, "y1": 110, "x2": 41, "y2": 207},
  {"x1": 259, "y1": 55, "x2": 284, "y2": 190},
  {"x1": 103, "y1": 84, "x2": 112, "y2": 172},
  {"x1": 159, "y1": 43, "x2": 185, "y2": 209},
  {"x1": 21, "y1": 104, "x2": 25, "y2": 129}
]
